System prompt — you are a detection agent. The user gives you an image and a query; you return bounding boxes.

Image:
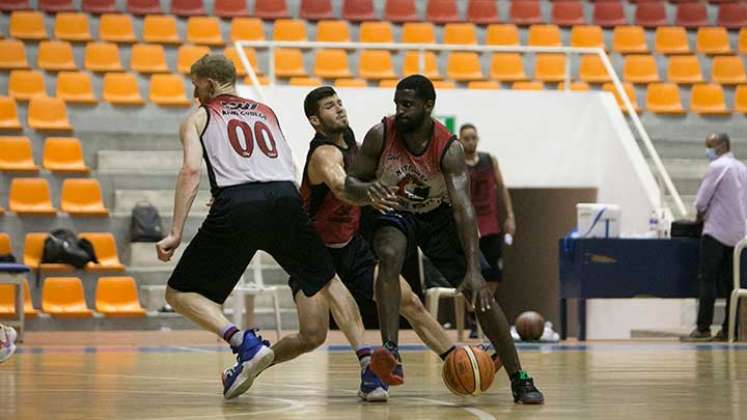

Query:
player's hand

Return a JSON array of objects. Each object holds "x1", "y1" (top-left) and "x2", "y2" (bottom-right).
[
  {"x1": 156, "y1": 234, "x2": 181, "y2": 262},
  {"x1": 504, "y1": 217, "x2": 516, "y2": 236},
  {"x1": 459, "y1": 271, "x2": 492, "y2": 313},
  {"x1": 367, "y1": 181, "x2": 399, "y2": 213}
]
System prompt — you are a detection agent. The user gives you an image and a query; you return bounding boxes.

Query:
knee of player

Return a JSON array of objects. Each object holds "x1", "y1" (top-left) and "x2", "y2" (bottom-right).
[
  {"x1": 301, "y1": 329, "x2": 327, "y2": 351},
  {"x1": 375, "y1": 243, "x2": 404, "y2": 266},
  {"x1": 400, "y1": 293, "x2": 426, "y2": 317},
  {"x1": 164, "y1": 286, "x2": 180, "y2": 308}
]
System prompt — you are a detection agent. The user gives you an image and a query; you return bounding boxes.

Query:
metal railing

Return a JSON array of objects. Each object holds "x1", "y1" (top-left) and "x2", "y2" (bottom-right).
[{"x1": 234, "y1": 40, "x2": 688, "y2": 218}]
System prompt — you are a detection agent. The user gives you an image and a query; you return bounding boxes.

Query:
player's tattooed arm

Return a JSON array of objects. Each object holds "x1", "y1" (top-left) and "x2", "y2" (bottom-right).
[
  {"x1": 309, "y1": 145, "x2": 366, "y2": 206},
  {"x1": 345, "y1": 123, "x2": 398, "y2": 212},
  {"x1": 443, "y1": 140, "x2": 492, "y2": 312}
]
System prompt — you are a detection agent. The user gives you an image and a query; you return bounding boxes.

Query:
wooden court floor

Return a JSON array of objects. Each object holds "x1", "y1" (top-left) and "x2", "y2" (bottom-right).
[{"x1": 1, "y1": 331, "x2": 745, "y2": 420}]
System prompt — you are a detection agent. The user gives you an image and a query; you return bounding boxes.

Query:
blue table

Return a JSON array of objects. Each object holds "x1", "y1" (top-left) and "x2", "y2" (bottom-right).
[
  {"x1": 0, "y1": 263, "x2": 30, "y2": 341},
  {"x1": 558, "y1": 238, "x2": 747, "y2": 340}
]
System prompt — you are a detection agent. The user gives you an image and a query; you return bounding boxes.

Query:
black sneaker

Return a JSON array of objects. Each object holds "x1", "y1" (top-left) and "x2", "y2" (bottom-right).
[
  {"x1": 680, "y1": 328, "x2": 712, "y2": 342},
  {"x1": 511, "y1": 371, "x2": 544, "y2": 404},
  {"x1": 713, "y1": 329, "x2": 727, "y2": 342}
]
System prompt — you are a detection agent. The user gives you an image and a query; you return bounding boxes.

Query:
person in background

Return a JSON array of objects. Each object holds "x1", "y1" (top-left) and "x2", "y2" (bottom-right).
[
  {"x1": 683, "y1": 133, "x2": 747, "y2": 342},
  {"x1": 458, "y1": 123, "x2": 516, "y2": 339}
]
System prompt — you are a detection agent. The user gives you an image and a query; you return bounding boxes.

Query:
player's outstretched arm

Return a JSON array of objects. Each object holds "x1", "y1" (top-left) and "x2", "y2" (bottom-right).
[
  {"x1": 345, "y1": 123, "x2": 398, "y2": 212},
  {"x1": 156, "y1": 108, "x2": 206, "y2": 262},
  {"x1": 442, "y1": 141, "x2": 491, "y2": 312},
  {"x1": 309, "y1": 146, "x2": 366, "y2": 206}
]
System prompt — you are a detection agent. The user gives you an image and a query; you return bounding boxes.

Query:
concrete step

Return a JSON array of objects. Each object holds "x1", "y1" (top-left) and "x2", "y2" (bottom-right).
[
  {"x1": 114, "y1": 189, "x2": 212, "y2": 216},
  {"x1": 97, "y1": 150, "x2": 186, "y2": 173}
]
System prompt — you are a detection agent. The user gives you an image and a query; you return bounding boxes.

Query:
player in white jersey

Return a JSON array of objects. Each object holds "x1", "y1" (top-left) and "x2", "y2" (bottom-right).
[{"x1": 156, "y1": 54, "x2": 381, "y2": 400}]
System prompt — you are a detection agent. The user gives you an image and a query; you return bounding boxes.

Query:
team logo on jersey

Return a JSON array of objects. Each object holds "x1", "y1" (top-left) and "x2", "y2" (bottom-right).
[
  {"x1": 397, "y1": 176, "x2": 431, "y2": 202},
  {"x1": 224, "y1": 102, "x2": 259, "y2": 111}
]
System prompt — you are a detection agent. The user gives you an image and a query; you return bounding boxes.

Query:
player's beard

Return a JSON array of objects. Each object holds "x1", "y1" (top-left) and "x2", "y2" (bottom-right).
[{"x1": 395, "y1": 112, "x2": 425, "y2": 133}]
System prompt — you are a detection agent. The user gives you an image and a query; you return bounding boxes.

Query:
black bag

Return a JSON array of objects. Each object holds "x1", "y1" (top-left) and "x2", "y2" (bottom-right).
[
  {"x1": 0, "y1": 254, "x2": 16, "y2": 263},
  {"x1": 671, "y1": 220, "x2": 703, "y2": 238},
  {"x1": 130, "y1": 202, "x2": 164, "y2": 242},
  {"x1": 42, "y1": 228, "x2": 98, "y2": 269}
]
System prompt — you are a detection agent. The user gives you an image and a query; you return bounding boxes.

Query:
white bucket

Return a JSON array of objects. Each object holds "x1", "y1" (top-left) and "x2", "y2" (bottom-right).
[{"x1": 577, "y1": 203, "x2": 621, "y2": 238}]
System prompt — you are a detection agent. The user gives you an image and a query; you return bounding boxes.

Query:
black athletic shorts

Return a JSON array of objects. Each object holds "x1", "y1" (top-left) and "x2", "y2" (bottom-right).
[
  {"x1": 167, "y1": 181, "x2": 336, "y2": 304},
  {"x1": 479, "y1": 234, "x2": 503, "y2": 282},
  {"x1": 289, "y1": 233, "x2": 376, "y2": 301},
  {"x1": 373, "y1": 204, "x2": 468, "y2": 287}
]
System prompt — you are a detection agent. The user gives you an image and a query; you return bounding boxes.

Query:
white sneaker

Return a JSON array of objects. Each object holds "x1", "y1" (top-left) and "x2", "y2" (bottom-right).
[{"x1": 0, "y1": 326, "x2": 17, "y2": 364}]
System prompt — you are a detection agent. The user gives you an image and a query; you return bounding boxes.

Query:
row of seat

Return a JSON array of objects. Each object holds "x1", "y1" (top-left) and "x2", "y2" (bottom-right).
[
  {"x1": 1, "y1": 232, "x2": 125, "y2": 271},
  {"x1": 2, "y1": 0, "x2": 743, "y2": 25},
  {"x1": 0, "y1": 276, "x2": 145, "y2": 318},
  {"x1": 0, "y1": 136, "x2": 88, "y2": 173},
  {"x1": 1, "y1": 177, "x2": 108, "y2": 217}
]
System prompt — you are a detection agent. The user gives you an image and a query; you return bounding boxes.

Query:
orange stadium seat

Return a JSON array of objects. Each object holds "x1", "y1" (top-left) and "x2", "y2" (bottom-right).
[
  {"x1": 528, "y1": 24, "x2": 562, "y2": 47},
  {"x1": 490, "y1": 53, "x2": 527, "y2": 82},
  {"x1": 666, "y1": 55, "x2": 703, "y2": 84},
  {"x1": 0, "y1": 234, "x2": 10, "y2": 258},
  {"x1": 224, "y1": 47, "x2": 262, "y2": 76},
  {"x1": 99, "y1": 13, "x2": 135, "y2": 43},
  {"x1": 43, "y1": 137, "x2": 89, "y2": 173},
  {"x1": 0, "y1": 40, "x2": 29, "y2": 70},
  {"x1": 103, "y1": 73, "x2": 144, "y2": 106},
  {"x1": 127, "y1": 0, "x2": 162, "y2": 15},
  {"x1": 358, "y1": 50, "x2": 396, "y2": 80},
  {"x1": 646, "y1": 82, "x2": 686, "y2": 114},
  {"x1": 427, "y1": 0, "x2": 460, "y2": 24},
  {"x1": 534, "y1": 54, "x2": 567, "y2": 83},
  {"x1": 579, "y1": 55, "x2": 611, "y2": 84},
  {"x1": 215, "y1": 0, "x2": 249, "y2": 18},
  {"x1": 335, "y1": 78, "x2": 367, "y2": 87},
  {"x1": 273, "y1": 19, "x2": 307, "y2": 41},
  {"x1": 735, "y1": 85, "x2": 747, "y2": 114},
  {"x1": 143, "y1": 15, "x2": 182, "y2": 44},
  {"x1": 150, "y1": 74, "x2": 192, "y2": 107},
  {"x1": 711, "y1": 56, "x2": 747, "y2": 85},
  {"x1": 446, "y1": 52, "x2": 484, "y2": 81},
  {"x1": 432, "y1": 80, "x2": 456, "y2": 90},
  {"x1": 604, "y1": 81, "x2": 639, "y2": 113},
  {"x1": 443, "y1": 23, "x2": 477, "y2": 45},
  {"x1": 300, "y1": 0, "x2": 334, "y2": 21},
  {"x1": 740, "y1": 29, "x2": 747, "y2": 55},
  {"x1": 343, "y1": 0, "x2": 376, "y2": 22},
  {"x1": 9, "y1": 178, "x2": 56, "y2": 216},
  {"x1": 316, "y1": 20, "x2": 350, "y2": 42},
  {"x1": 56, "y1": 71, "x2": 97, "y2": 104},
  {"x1": 0, "y1": 97, "x2": 22, "y2": 131},
  {"x1": 96, "y1": 277, "x2": 146, "y2": 317},
  {"x1": 466, "y1": 0, "x2": 500, "y2": 25},
  {"x1": 289, "y1": 77, "x2": 322, "y2": 86},
  {"x1": 130, "y1": 44, "x2": 169, "y2": 74},
  {"x1": 23, "y1": 233, "x2": 73, "y2": 271},
  {"x1": 186, "y1": 16, "x2": 224, "y2": 45},
  {"x1": 28, "y1": 96, "x2": 73, "y2": 131},
  {"x1": 243, "y1": 75, "x2": 270, "y2": 86},
  {"x1": 0, "y1": 278, "x2": 38, "y2": 319},
  {"x1": 254, "y1": 0, "x2": 289, "y2": 20},
  {"x1": 654, "y1": 27, "x2": 690, "y2": 55},
  {"x1": 690, "y1": 83, "x2": 729, "y2": 115},
  {"x1": 54, "y1": 13, "x2": 92, "y2": 42},
  {"x1": 612, "y1": 26, "x2": 649, "y2": 54},
  {"x1": 696, "y1": 27, "x2": 731, "y2": 56},
  {"x1": 402, "y1": 23, "x2": 436, "y2": 44},
  {"x1": 42, "y1": 277, "x2": 94, "y2": 318},
  {"x1": 623, "y1": 54, "x2": 660, "y2": 84},
  {"x1": 38, "y1": 41, "x2": 77, "y2": 71},
  {"x1": 0, "y1": 136, "x2": 38, "y2": 172},
  {"x1": 230, "y1": 18, "x2": 265, "y2": 42},
  {"x1": 177, "y1": 45, "x2": 210, "y2": 74},
  {"x1": 8, "y1": 70, "x2": 46, "y2": 101},
  {"x1": 314, "y1": 49, "x2": 351, "y2": 79},
  {"x1": 85, "y1": 42, "x2": 123, "y2": 72},
  {"x1": 403, "y1": 51, "x2": 441, "y2": 80},
  {"x1": 384, "y1": 0, "x2": 418, "y2": 23},
  {"x1": 570, "y1": 25, "x2": 604, "y2": 49},
  {"x1": 274, "y1": 48, "x2": 307, "y2": 78},
  {"x1": 61, "y1": 178, "x2": 109, "y2": 216},
  {"x1": 511, "y1": 81, "x2": 544, "y2": 91},
  {"x1": 378, "y1": 79, "x2": 398, "y2": 88},
  {"x1": 9, "y1": 11, "x2": 47, "y2": 40},
  {"x1": 510, "y1": 0, "x2": 544, "y2": 26},
  {"x1": 79, "y1": 233, "x2": 126, "y2": 272},
  {"x1": 467, "y1": 80, "x2": 501, "y2": 90},
  {"x1": 557, "y1": 81, "x2": 591, "y2": 92},
  {"x1": 359, "y1": 21, "x2": 394, "y2": 43}
]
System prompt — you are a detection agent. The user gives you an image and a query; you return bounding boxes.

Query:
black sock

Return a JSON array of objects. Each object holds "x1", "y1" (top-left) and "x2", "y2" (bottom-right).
[
  {"x1": 383, "y1": 340, "x2": 400, "y2": 359},
  {"x1": 439, "y1": 345, "x2": 456, "y2": 361}
]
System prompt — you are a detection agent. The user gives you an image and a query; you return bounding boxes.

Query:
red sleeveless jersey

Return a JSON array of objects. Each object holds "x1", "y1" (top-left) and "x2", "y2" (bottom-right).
[
  {"x1": 468, "y1": 152, "x2": 501, "y2": 236},
  {"x1": 300, "y1": 128, "x2": 360, "y2": 246},
  {"x1": 376, "y1": 116, "x2": 456, "y2": 214}
]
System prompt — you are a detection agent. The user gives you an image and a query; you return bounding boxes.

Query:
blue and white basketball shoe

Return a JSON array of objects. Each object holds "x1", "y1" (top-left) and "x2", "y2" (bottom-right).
[
  {"x1": 221, "y1": 329, "x2": 274, "y2": 399},
  {"x1": 359, "y1": 364, "x2": 389, "y2": 402}
]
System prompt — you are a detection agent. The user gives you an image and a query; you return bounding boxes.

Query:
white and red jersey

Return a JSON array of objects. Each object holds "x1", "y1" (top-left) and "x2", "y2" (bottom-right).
[{"x1": 200, "y1": 94, "x2": 296, "y2": 193}]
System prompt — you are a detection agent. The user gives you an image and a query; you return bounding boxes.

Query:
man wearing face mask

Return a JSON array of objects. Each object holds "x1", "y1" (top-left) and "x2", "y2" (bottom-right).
[{"x1": 683, "y1": 133, "x2": 747, "y2": 341}]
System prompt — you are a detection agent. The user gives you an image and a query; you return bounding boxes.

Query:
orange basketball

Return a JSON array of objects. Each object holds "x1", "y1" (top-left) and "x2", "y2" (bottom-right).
[{"x1": 442, "y1": 346, "x2": 496, "y2": 396}]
